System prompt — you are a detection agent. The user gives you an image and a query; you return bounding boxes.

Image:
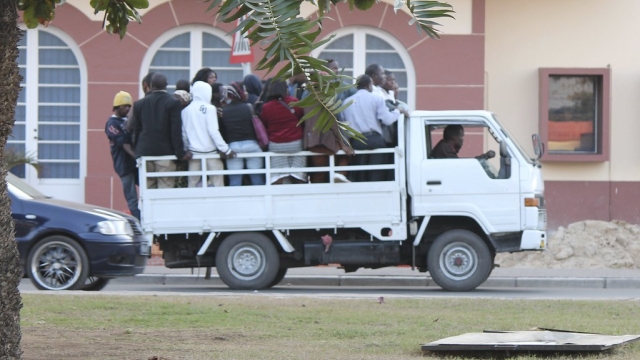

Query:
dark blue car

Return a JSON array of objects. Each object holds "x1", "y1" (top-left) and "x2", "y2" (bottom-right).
[{"x1": 8, "y1": 173, "x2": 148, "y2": 291}]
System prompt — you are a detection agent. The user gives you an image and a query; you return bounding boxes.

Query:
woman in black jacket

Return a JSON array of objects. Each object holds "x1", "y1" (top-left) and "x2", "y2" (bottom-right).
[{"x1": 219, "y1": 82, "x2": 265, "y2": 186}]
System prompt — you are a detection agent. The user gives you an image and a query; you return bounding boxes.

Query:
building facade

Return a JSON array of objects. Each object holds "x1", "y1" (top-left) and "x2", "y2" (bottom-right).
[{"x1": 15, "y1": 0, "x2": 633, "y2": 230}]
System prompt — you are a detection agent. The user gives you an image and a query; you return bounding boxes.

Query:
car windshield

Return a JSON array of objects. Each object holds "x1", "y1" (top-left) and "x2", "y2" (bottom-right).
[{"x1": 7, "y1": 173, "x2": 49, "y2": 200}]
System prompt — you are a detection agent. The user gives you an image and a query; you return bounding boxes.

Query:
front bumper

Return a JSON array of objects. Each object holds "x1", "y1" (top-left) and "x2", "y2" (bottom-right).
[
  {"x1": 520, "y1": 230, "x2": 547, "y2": 250},
  {"x1": 81, "y1": 234, "x2": 148, "y2": 277}
]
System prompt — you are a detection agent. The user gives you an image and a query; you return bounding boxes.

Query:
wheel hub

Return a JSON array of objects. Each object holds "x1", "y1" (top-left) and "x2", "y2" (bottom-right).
[
  {"x1": 228, "y1": 243, "x2": 266, "y2": 280},
  {"x1": 452, "y1": 255, "x2": 465, "y2": 267},
  {"x1": 439, "y1": 242, "x2": 478, "y2": 281},
  {"x1": 235, "y1": 251, "x2": 259, "y2": 275}
]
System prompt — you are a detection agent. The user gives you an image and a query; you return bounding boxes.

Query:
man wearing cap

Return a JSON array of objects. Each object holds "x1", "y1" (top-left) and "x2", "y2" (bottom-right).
[{"x1": 105, "y1": 91, "x2": 139, "y2": 219}]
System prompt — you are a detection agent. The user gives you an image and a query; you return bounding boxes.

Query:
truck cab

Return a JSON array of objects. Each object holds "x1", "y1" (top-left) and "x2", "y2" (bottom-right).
[{"x1": 404, "y1": 111, "x2": 546, "y2": 290}]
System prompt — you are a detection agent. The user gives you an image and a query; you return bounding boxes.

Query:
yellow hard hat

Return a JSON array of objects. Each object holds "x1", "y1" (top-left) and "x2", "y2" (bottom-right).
[{"x1": 113, "y1": 91, "x2": 133, "y2": 107}]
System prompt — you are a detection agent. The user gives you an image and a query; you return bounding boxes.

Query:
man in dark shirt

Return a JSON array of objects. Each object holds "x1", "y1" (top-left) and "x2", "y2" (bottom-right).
[
  {"x1": 105, "y1": 91, "x2": 139, "y2": 219},
  {"x1": 431, "y1": 125, "x2": 495, "y2": 160},
  {"x1": 130, "y1": 73, "x2": 192, "y2": 189}
]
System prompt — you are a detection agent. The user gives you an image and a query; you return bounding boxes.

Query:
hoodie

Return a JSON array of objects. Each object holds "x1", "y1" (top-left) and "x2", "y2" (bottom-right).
[{"x1": 181, "y1": 81, "x2": 230, "y2": 154}]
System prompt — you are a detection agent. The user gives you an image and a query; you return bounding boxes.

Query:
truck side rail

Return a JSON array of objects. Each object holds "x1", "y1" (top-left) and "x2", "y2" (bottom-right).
[{"x1": 138, "y1": 148, "x2": 408, "y2": 241}]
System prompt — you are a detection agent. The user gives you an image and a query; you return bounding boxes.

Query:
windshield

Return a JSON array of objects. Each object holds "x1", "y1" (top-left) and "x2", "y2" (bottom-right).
[
  {"x1": 492, "y1": 114, "x2": 534, "y2": 164},
  {"x1": 6, "y1": 172, "x2": 49, "y2": 200}
]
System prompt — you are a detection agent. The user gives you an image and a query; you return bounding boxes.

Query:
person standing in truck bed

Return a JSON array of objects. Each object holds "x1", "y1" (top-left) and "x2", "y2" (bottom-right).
[
  {"x1": 130, "y1": 73, "x2": 192, "y2": 189},
  {"x1": 342, "y1": 74, "x2": 406, "y2": 182},
  {"x1": 182, "y1": 81, "x2": 236, "y2": 187}
]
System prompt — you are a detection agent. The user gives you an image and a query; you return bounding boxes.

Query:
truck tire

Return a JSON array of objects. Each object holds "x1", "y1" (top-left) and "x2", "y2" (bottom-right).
[
  {"x1": 27, "y1": 235, "x2": 89, "y2": 291},
  {"x1": 267, "y1": 268, "x2": 288, "y2": 288},
  {"x1": 427, "y1": 229, "x2": 492, "y2": 292},
  {"x1": 215, "y1": 232, "x2": 280, "y2": 290}
]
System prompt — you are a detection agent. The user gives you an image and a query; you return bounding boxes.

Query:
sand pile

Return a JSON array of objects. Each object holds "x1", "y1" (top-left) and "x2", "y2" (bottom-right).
[{"x1": 495, "y1": 220, "x2": 640, "y2": 269}]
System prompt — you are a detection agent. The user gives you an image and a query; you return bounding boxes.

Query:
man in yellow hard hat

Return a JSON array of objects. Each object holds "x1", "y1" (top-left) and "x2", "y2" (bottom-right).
[{"x1": 105, "y1": 91, "x2": 139, "y2": 219}]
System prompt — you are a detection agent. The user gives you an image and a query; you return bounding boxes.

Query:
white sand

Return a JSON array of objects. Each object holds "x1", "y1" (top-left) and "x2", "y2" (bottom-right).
[{"x1": 495, "y1": 220, "x2": 640, "y2": 269}]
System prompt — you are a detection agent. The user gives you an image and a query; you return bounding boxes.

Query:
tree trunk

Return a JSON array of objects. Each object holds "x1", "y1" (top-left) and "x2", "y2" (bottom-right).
[{"x1": 0, "y1": 1, "x2": 23, "y2": 359}]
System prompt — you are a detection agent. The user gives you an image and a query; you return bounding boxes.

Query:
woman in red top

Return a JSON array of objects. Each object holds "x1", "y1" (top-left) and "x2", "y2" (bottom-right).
[{"x1": 260, "y1": 80, "x2": 306, "y2": 184}]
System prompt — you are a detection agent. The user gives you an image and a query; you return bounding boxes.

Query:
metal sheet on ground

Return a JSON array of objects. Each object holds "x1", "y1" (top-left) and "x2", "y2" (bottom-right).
[{"x1": 422, "y1": 329, "x2": 640, "y2": 353}]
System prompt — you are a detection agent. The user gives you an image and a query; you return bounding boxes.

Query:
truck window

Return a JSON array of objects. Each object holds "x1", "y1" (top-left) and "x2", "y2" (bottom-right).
[{"x1": 427, "y1": 124, "x2": 509, "y2": 179}]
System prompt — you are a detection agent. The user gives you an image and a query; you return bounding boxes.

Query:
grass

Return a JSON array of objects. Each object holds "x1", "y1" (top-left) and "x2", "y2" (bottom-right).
[{"x1": 20, "y1": 294, "x2": 640, "y2": 360}]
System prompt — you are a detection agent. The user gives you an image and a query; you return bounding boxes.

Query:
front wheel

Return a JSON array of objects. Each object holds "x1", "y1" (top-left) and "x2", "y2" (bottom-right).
[
  {"x1": 215, "y1": 232, "x2": 280, "y2": 290},
  {"x1": 27, "y1": 235, "x2": 89, "y2": 291},
  {"x1": 427, "y1": 229, "x2": 492, "y2": 292},
  {"x1": 82, "y1": 276, "x2": 110, "y2": 291}
]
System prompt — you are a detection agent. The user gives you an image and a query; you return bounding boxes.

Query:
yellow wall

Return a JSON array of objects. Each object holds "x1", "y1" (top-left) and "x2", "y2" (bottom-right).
[{"x1": 486, "y1": 0, "x2": 640, "y2": 181}]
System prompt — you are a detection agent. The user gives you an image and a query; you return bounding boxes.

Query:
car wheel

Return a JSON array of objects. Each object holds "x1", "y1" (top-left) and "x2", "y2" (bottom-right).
[
  {"x1": 267, "y1": 268, "x2": 288, "y2": 288},
  {"x1": 27, "y1": 235, "x2": 89, "y2": 291},
  {"x1": 215, "y1": 232, "x2": 279, "y2": 290},
  {"x1": 427, "y1": 229, "x2": 492, "y2": 292},
  {"x1": 82, "y1": 276, "x2": 110, "y2": 291}
]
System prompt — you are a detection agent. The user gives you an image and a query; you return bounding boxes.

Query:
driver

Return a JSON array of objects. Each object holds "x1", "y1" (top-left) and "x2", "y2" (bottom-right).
[{"x1": 431, "y1": 125, "x2": 495, "y2": 160}]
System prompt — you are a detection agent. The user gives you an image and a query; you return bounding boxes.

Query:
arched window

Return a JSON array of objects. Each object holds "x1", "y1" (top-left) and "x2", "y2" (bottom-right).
[
  {"x1": 142, "y1": 26, "x2": 248, "y2": 91},
  {"x1": 12, "y1": 27, "x2": 86, "y2": 202},
  {"x1": 314, "y1": 27, "x2": 415, "y2": 109}
]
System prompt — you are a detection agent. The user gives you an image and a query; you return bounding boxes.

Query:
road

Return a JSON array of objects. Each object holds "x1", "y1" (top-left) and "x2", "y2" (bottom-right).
[{"x1": 18, "y1": 279, "x2": 640, "y2": 300}]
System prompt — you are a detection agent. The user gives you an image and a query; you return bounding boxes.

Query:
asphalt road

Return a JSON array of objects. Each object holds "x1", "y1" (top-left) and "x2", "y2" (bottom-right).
[{"x1": 18, "y1": 279, "x2": 640, "y2": 300}]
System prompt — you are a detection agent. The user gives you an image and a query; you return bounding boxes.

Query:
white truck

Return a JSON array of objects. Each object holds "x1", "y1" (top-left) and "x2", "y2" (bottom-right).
[{"x1": 138, "y1": 110, "x2": 547, "y2": 291}]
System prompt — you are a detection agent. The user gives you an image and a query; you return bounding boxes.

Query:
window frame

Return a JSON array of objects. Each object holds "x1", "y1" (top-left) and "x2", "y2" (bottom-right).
[
  {"x1": 538, "y1": 68, "x2": 610, "y2": 162},
  {"x1": 313, "y1": 26, "x2": 416, "y2": 110},
  {"x1": 140, "y1": 25, "x2": 251, "y2": 97},
  {"x1": 15, "y1": 25, "x2": 87, "y2": 184}
]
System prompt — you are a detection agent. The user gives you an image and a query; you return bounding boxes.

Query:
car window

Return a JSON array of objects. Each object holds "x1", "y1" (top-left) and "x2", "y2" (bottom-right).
[{"x1": 6, "y1": 173, "x2": 48, "y2": 200}]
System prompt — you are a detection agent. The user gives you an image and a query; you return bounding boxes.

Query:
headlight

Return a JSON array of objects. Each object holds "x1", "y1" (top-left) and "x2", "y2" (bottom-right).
[{"x1": 97, "y1": 220, "x2": 133, "y2": 236}]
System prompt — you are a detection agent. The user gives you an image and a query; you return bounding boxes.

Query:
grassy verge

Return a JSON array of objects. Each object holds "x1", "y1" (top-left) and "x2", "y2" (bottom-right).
[{"x1": 21, "y1": 294, "x2": 640, "y2": 360}]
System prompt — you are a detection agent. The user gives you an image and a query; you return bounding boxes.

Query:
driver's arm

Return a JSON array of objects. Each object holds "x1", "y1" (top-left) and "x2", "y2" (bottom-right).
[{"x1": 475, "y1": 150, "x2": 495, "y2": 160}]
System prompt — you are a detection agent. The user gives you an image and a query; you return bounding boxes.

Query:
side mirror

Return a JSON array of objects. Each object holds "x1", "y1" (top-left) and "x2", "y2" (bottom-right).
[
  {"x1": 499, "y1": 140, "x2": 509, "y2": 158},
  {"x1": 498, "y1": 140, "x2": 511, "y2": 179},
  {"x1": 532, "y1": 134, "x2": 544, "y2": 160}
]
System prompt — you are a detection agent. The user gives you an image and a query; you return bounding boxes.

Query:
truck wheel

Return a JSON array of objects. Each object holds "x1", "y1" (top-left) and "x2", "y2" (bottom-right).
[
  {"x1": 427, "y1": 229, "x2": 492, "y2": 292},
  {"x1": 216, "y1": 232, "x2": 280, "y2": 290},
  {"x1": 267, "y1": 268, "x2": 288, "y2": 288},
  {"x1": 27, "y1": 235, "x2": 89, "y2": 291}
]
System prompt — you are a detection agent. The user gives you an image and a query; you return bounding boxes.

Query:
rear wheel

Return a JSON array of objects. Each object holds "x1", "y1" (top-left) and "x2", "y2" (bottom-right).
[
  {"x1": 82, "y1": 276, "x2": 110, "y2": 291},
  {"x1": 267, "y1": 268, "x2": 288, "y2": 288},
  {"x1": 215, "y1": 232, "x2": 279, "y2": 290},
  {"x1": 427, "y1": 229, "x2": 492, "y2": 292},
  {"x1": 27, "y1": 235, "x2": 89, "y2": 291}
]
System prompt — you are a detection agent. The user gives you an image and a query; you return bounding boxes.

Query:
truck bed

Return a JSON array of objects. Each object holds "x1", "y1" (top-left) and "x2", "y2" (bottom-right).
[{"x1": 138, "y1": 149, "x2": 408, "y2": 241}]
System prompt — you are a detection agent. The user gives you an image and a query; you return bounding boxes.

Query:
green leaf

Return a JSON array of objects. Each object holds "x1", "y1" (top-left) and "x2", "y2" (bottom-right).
[{"x1": 125, "y1": 0, "x2": 149, "y2": 9}]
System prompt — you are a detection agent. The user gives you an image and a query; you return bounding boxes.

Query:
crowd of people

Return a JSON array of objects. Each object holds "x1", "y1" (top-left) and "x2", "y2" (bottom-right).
[{"x1": 104, "y1": 62, "x2": 410, "y2": 219}]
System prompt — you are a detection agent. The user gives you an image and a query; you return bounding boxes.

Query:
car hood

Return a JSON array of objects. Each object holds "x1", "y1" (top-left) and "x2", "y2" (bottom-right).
[{"x1": 30, "y1": 198, "x2": 135, "y2": 222}]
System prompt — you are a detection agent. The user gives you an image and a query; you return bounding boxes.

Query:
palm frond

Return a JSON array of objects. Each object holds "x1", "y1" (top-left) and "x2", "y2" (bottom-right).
[
  {"x1": 204, "y1": 0, "x2": 454, "y2": 135},
  {"x1": 4, "y1": 149, "x2": 40, "y2": 172}
]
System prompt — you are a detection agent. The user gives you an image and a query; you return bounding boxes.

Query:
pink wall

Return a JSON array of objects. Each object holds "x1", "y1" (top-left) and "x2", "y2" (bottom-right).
[
  {"x1": 545, "y1": 181, "x2": 640, "y2": 229},
  {"x1": 24, "y1": 0, "x2": 486, "y2": 215}
]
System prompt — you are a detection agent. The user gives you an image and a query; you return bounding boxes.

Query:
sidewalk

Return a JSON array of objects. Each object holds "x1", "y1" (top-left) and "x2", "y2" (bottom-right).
[{"x1": 113, "y1": 264, "x2": 640, "y2": 289}]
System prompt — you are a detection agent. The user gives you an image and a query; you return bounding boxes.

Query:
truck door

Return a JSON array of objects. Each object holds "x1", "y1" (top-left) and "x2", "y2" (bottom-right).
[{"x1": 417, "y1": 122, "x2": 521, "y2": 233}]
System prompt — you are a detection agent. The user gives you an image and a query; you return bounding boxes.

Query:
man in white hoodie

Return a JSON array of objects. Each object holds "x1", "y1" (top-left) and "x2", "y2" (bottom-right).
[{"x1": 182, "y1": 81, "x2": 235, "y2": 187}]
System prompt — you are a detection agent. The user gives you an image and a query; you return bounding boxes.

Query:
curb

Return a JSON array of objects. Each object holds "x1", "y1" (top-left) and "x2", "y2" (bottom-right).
[{"x1": 113, "y1": 274, "x2": 640, "y2": 289}]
